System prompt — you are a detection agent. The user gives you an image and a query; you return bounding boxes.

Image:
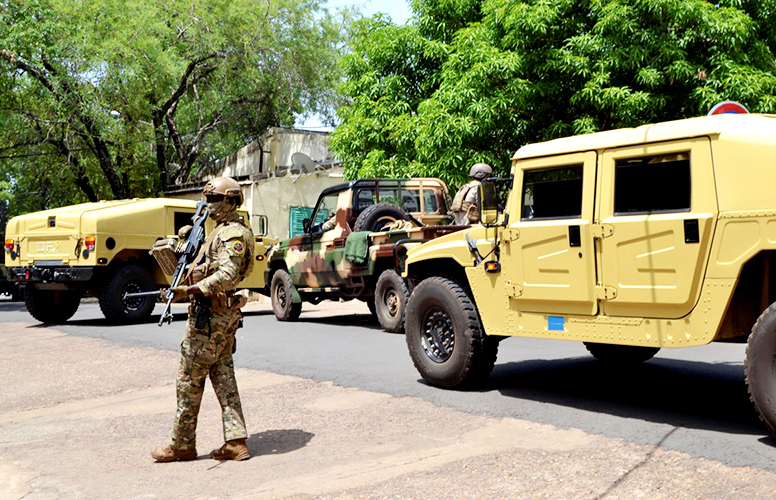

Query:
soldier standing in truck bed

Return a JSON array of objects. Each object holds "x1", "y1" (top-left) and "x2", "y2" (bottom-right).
[
  {"x1": 451, "y1": 163, "x2": 492, "y2": 225},
  {"x1": 151, "y1": 176, "x2": 255, "y2": 462}
]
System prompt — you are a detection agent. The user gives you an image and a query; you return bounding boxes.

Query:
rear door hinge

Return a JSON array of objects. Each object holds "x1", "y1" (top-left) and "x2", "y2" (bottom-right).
[
  {"x1": 506, "y1": 281, "x2": 523, "y2": 298},
  {"x1": 596, "y1": 285, "x2": 618, "y2": 301},
  {"x1": 592, "y1": 224, "x2": 614, "y2": 239}
]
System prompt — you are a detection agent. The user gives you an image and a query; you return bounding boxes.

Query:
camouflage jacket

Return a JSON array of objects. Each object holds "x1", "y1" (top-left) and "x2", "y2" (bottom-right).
[
  {"x1": 451, "y1": 180, "x2": 481, "y2": 224},
  {"x1": 197, "y1": 212, "x2": 254, "y2": 298}
]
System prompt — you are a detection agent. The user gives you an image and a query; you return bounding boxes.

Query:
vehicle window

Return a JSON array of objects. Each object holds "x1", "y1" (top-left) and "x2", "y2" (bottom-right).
[
  {"x1": 379, "y1": 188, "x2": 400, "y2": 207},
  {"x1": 312, "y1": 193, "x2": 340, "y2": 224},
  {"x1": 355, "y1": 189, "x2": 375, "y2": 212},
  {"x1": 423, "y1": 189, "x2": 439, "y2": 214},
  {"x1": 521, "y1": 165, "x2": 583, "y2": 220},
  {"x1": 401, "y1": 189, "x2": 421, "y2": 213},
  {"x1": 614, "y1": 153, "x2": 690, "y2": 214},
  {"x1": 174, "y1": 211, "x2": 195, "y2": 235}
]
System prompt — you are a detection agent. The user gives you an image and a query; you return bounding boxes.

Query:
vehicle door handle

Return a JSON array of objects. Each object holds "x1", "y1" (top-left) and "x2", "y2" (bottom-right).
[
  {"x1": 568, "y1": 225, "x2": 581, "y2": 247},
  {"x1": 684, "y1": 219, "x2": 699, "y2": 243}
]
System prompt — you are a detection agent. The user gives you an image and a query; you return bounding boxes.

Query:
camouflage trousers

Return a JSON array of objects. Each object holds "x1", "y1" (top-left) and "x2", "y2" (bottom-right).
[{"x1": 169, "y1": 303, "x2": 247, "y2": 451}]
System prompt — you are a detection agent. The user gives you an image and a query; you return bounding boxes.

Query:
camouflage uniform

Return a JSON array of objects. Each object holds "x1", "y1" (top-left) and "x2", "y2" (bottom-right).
[
  {"x1": 451, "y1": 163, "x2": 492, "y2": 225},
  {"x1": 170, "y1": 210, "x2": 254, "y2": 452},
  {"x1": 451, "y1": 179, "x2": 482, "y2": 225}
]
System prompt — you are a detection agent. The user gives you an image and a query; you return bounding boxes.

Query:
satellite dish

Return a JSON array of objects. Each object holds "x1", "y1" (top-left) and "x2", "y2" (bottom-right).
[{"x1": 291, "y1": 152, "x2": 317, "y2": 174}]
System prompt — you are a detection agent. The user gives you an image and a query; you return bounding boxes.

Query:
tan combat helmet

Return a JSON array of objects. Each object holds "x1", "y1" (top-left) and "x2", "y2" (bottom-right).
[
  {"x1": 203, "y1": 176, "x2": 243, "y2": 221},
  {"x1": 469, "y1": 163, "x2": 492, "y2": 180}
]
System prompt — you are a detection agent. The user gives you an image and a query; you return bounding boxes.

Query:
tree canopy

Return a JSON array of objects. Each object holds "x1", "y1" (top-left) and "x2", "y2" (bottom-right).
[
  {"x1": 0, "y1": 0, "x2": 348, "y2": 217},
  {"x1": 331, "y1": 0, "x2": 776, "y2": 188}
]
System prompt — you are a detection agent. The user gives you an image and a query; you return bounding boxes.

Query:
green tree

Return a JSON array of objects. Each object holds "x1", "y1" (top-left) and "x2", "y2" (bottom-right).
[
  {"x1": 332, "y1": 0, "x2": 776, "y2": 187},
  {"x1": 0, "y1": 0, "x2": 348, "y2": 214}
]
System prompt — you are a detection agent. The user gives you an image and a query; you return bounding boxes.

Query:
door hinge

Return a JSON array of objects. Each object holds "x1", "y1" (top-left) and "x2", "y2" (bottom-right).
[
  {"x1": 596, "y1": 285, "x2": 618, "y2": 300},
  {"x1": 506, "y1": 281, "x2": 523, "y2": 298},
  {"x1": 592, "y1": 224, "x2": 614, "y2": 239},
  {"x1": 504, "y1": 228, "x2": 520, "y2": 242}
]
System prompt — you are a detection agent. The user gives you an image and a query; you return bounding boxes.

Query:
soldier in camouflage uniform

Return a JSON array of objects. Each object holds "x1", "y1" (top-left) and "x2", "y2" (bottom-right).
[
  {"x1": 152, "y1": 176, "x2": 255, "y2": 462},
  {"x1": 451, "y1": 163, "x2": 492, "y2": 225}
]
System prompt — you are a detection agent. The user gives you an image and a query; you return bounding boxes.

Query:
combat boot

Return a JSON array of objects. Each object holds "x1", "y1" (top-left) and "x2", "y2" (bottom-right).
[
  {"x1": 151, "y1": 444, "x2": 197, "y2": 462},
  {"x1": 210, "y1": 439, "x2": 250, "y2": 461}
]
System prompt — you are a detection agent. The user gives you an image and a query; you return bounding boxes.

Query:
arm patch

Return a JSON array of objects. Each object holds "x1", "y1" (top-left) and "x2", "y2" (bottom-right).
[{"x1": 229, "y1": 239, "x2": 245, "y2": 256}]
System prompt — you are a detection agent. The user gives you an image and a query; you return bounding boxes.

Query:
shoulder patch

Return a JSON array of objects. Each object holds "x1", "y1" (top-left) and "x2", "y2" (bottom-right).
[{"x1": 230, "y1": 240, "x2": 245, "y2": 256}]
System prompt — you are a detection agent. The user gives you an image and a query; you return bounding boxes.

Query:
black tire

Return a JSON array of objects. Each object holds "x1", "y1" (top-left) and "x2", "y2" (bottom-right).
[
  {"x1": 353, "y1": 203, "x2": 409, "y2": 232},
  {"x1": 746, "y1": 302, "x2": 776, "y2": 438},
  {"x1": 24, "y1": 284, "x2": 82, "y2": 324},
  {"x1": 271, "y1": 269, "x2": 302, "y2": 321},
  {"x1": 98, "y1": 265, "x2": 156, "y2": 323},
  {"x1": 365, "y1": 297, "x2": 377, "y2": 318},
  {"x1": 583, "y1": 342, "x2": 660, "y2": 364},
  {"x1": 405, "y1": 277, "x2": 498, "y2": 389},
  {"x1": 374, "y1": 269, "x2": 409, "y2": 333}
]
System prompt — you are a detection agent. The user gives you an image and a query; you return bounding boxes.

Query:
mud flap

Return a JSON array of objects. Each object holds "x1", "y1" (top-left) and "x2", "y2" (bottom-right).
[{"x1": 289, "y1": 282, "x2": 303, "y2": 303}]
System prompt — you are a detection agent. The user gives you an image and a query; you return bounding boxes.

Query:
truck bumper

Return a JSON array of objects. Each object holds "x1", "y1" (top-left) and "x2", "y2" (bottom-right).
[{"x1": 8, "y1": 266, "x2": 94, "y2": 283}]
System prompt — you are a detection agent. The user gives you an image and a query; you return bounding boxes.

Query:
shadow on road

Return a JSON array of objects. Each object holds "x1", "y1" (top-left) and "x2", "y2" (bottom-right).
[
  {"x1": 26, "y1": 312, "x2": 191, "y2": 328},
  {"x1": 294, "y1": 313, "x2": 382, "y2": 331},
  {"x1": 246, "y1": 429, "x2": 314, "y2": 456},
  {"x1": 0, "y1": 302, "x2": 26, "y2": 311},
  {"x1": 21, "y1": 309, "x2": 275, "y2": 329},
  {"x1": 480, "y1": 356, "x2": 769, "y2": 438},
  {"x1": 241, "y1": 310, "x2": 274, "y2": 318}
]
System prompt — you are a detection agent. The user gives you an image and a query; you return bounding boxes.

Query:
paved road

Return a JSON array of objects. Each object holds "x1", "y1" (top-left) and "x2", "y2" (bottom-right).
[{"x1": 2, "y1": 297, "x2": 774, "y2": 474}]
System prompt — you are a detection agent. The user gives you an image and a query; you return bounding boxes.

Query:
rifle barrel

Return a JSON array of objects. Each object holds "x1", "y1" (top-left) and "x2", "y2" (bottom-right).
[{"x1": 123, "y1": 290, "x2": 163, "y2": 300}]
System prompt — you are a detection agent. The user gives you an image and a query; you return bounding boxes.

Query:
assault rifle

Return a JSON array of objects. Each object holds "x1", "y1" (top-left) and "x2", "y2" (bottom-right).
[{"x1": 123, "y1": 200, "x2": 209, "y2": 326}]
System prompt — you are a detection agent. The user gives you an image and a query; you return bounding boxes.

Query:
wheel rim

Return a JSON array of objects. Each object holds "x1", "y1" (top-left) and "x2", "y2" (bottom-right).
[
  {"x1": 383, "y1": 288, "x2": 399, "y2": 318},
  {"x1": 122, "y1": 282, "x2": 144, "y2": 311},
  {"x1": 374, "y1": 216, "x2": 397, "y2": 231},
  {"x1": 276, "y1": 281, "x2": 288, "y2": 309},
  {"x1": 420, "y1": 308, "x2": 455, "y2": 363}
]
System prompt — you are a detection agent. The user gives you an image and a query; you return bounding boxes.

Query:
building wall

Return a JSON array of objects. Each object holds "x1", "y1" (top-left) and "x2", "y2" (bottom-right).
[
  {"x1": 214, "y1": 128, "x2": 333, "y2": 178},
  {"x1": 248, "y1": 167, "x2": 344, "y2": 239},
  {"x1": 166, "y1": 128, "x2": 344, "y2": 240}
]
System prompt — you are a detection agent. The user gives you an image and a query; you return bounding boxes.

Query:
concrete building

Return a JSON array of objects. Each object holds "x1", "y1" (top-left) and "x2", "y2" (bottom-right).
[{"x1": 165, "y1": 127, "x2": 346, "y2": 239}]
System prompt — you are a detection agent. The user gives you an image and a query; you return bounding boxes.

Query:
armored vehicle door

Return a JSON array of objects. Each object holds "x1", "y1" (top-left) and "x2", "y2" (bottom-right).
[
  {"x1": 596, "y1": 138, "x2": 717, "y2": 318},
  {"x1": 505, "y1": 151, "x2": 598, "y2": 315}
]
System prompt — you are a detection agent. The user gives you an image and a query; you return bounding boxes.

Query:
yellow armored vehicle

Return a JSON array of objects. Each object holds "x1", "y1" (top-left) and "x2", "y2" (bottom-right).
[
  {"x1": 402, "y1": 113, "x2": 776, "y2": 438},
  {"x1": 4, "y1": 198, "x2": 273, "y2": 323}
]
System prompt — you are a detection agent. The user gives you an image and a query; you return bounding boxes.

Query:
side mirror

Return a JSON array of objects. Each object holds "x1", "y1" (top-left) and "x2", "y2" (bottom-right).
[
  {"x1": 302, "y1": 218, "x2": 311, "y2": 233},
  {"x1": 478, "y1": 178, "x2": 509, "y2": 227},
  {"x1": 251, "y1": 214, "x2": 269, "y2": 236}
]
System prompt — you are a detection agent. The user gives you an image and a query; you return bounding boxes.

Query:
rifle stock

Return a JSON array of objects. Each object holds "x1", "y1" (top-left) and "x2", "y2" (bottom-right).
[{"x1": 159, "y1": 200, "x2": 209, "y2": 326}]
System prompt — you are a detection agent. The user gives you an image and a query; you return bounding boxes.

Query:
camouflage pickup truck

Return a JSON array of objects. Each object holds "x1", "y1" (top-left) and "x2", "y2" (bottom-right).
[
  {"x1": 267, "y1": 178, "x2": 466, "y2": 332},
  {"x1": 5, "y1": 198, "x2": 273, "y2": 324},
  {"x1": 402, "y1": 113, "x2": 776, "y2": 439}
]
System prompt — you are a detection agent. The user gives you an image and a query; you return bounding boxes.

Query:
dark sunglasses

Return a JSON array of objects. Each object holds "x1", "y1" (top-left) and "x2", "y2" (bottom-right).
[{"x1": 205, "y1": 194, "x2": 225, "y2": 203}]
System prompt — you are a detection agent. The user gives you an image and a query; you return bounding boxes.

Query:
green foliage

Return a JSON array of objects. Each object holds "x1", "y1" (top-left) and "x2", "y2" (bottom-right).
[
  {"x1": 332, "y1": 0, "x2": 776, "y2": 189},
  {"x1": 0, "y1": 0, "x2": 348, "y2": 217}
]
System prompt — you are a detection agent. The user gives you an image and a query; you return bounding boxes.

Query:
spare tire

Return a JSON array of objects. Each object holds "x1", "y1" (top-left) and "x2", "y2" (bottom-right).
[{"x1": 353, "y1": 203, "x2": 409, "y2": 232}]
